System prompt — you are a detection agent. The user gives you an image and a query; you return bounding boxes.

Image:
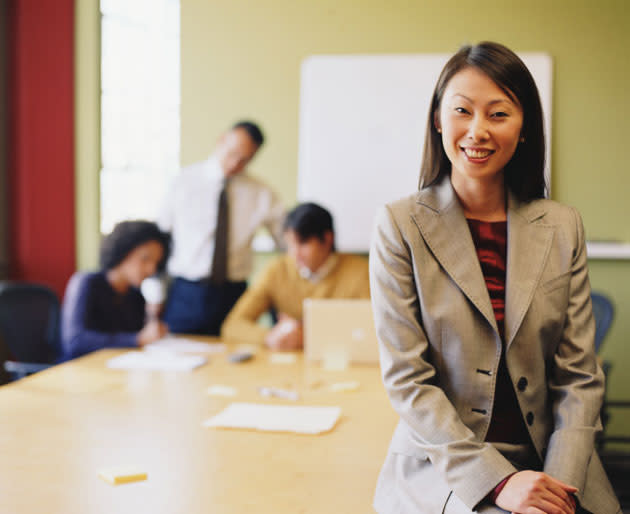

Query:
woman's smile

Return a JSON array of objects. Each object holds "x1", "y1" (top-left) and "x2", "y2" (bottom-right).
[{"x1": 461, "y1": 146, "x2": 495, "y2": 162}]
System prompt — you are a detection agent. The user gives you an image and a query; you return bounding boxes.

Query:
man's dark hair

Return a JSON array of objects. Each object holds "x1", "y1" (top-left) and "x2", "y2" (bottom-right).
[
  {"x1": 232, "y1": 120, "x2": 264, "y2": 147},
  {"x1": 420, "y1": 41, "x2": 547, "y2": 202},
  {"x1": 284, "y1": 202, "x2": 334, "y2": 243},
  {"x1": 99, "y1": 220, "x2": 171, "y2": 272}
]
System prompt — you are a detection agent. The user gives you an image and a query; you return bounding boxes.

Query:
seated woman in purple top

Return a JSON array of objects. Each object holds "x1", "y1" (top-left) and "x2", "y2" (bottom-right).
[{"x1": 61, "y1": 221, "x2": 171, "y2": 359}]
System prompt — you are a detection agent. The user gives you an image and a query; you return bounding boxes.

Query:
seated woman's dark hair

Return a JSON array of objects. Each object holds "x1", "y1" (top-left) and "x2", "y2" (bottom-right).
[
  {"x1": 420, "y1": 41, "x2": 547, "y2": 202},
  {"x1": 99, "y1": 220, "x2": 171, "y2": 272},
  {"x1": 284, "y1": 202, "x2": 334, "y2": 244}
]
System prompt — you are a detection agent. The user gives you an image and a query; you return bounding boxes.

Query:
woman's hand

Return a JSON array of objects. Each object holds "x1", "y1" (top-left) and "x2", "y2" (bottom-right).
[
  {"x1": 136, "y1": 319, "x2": 169, "y2": 347},
  {"x1": 495, "y1": 470, "x2": 577, "y2": 514}
]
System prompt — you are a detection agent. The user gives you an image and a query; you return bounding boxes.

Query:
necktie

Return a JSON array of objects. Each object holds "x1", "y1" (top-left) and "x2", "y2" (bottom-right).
[{"x1": 210, "y1": 181, "x2": 228, "y2": 285}]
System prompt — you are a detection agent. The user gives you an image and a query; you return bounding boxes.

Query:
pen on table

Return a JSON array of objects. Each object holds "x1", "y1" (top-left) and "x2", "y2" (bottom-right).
[{"x1": 257, "y1": 386, "x2": 299, "y2": 401}]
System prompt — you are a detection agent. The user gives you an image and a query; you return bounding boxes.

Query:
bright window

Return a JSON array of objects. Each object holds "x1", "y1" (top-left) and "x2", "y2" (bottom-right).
[{"x1": 99, "y1": 0, "x2": 180, "y2": 233}]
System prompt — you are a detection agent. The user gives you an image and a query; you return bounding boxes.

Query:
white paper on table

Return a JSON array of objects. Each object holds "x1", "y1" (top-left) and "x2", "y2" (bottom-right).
[
  {"x1": 269, "y1": 353, "x2": 297, "y2": 365},
  {"x1": 145, "y1": 337, "x2": 226, "y2": 355},
  {"x1": 106, "y1": 352, "x2": 207, "y2": 372},
  {"x1": 207, "y1": 385, "x2": 238, "y2": 397},
  {"x1": 202, "y1": 402, "x2": 342, "y2": 434}
]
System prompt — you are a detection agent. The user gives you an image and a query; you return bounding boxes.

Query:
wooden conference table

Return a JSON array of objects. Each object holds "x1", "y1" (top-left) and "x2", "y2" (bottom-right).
[{"x1": 0, "y1": 341, "x2": 398, "y2": 513}]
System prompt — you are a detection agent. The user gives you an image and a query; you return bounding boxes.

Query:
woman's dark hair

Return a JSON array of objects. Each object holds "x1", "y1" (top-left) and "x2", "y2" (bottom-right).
[
  {"x1": 284, "y1": 202, "x2": 334, "y2": 245},
  {"x1": 419, "y1": 41, "x2": 547, "y2": 201},
  {"x1": 232, "y1": 120, "x2": 264, "y2": 147},
  {"x1": 99, "y1": 221, "x2": 171, "y2": 272}
]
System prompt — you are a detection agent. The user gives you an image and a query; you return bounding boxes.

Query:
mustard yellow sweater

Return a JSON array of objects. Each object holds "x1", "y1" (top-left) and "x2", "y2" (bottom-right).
[{"x1": 221, "y1": 253, "x2": 370, "y2": 345}]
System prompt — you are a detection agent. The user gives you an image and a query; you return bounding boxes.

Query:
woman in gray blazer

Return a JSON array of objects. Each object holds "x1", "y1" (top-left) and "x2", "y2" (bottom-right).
[{"x1": 370, "y1": 42, "x2": 620, "y2": 514}]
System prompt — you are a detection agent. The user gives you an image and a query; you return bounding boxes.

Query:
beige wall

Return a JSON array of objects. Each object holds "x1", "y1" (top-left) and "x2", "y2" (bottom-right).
[
  {"x1": 76, "y1": 0, "x2": 630, "y2": 433},
  {"x1": 74, "y1": 0, "x2": 101, "y2": 270}
]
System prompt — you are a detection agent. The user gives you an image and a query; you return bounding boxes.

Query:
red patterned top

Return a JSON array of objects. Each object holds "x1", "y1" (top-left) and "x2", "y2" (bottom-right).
[{"x1": 466, "y1": 219, "x2": 530, "y2": 444}]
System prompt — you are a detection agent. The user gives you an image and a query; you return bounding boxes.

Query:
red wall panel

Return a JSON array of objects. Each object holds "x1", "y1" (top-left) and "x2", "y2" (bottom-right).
[{"x1": 8, "y1": 0, "x2": 76, "y2": 298}]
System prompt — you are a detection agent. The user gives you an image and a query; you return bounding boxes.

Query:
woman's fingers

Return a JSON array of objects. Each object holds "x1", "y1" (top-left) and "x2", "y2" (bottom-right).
[
  {"x1": 538, "y1": 487, "x2": 575, "y2": 514},
  {"x1": 540, "y1": 475, "x2": 577, "y2": 512},
  {"x1": 496, "y1": 471, "x2": 576, "y2": 514}
]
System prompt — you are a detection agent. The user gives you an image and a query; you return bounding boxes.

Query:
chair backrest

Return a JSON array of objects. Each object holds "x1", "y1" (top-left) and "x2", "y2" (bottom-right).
[
  {"x1": 591, "y1": 291, "x2": 614, "y2": 354},
  {"x1": 0, "y1": 281, "x2": 61, "y2": 363}
]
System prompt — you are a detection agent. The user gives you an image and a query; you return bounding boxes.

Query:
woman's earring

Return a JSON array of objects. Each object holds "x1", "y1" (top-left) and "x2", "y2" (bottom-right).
[
  {"x1": 436, "y1": 127, "x2": 442, "y2": 134},
  {"x1": 519, "y1": 136, "x2": 525, "y2": 143}
]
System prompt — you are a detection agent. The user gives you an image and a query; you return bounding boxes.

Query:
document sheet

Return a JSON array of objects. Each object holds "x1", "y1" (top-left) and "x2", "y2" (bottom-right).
[
  {"x1": 106, "y1": 352, "x2": 207, "y2": 371},
  {"x1": 203, "y1": 402, "x2": 342, "y2": 434}
]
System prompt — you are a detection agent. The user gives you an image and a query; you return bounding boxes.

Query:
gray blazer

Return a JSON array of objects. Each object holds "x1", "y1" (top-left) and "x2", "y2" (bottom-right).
[{"x1": 370, "y1": 177, "x2": 620, "y2": 514}]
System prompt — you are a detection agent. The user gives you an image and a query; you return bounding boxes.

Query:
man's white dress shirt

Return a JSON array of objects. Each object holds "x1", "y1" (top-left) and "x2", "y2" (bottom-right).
[{"x1": 157, "y1": 156, "x2": 285, "y2": 282}]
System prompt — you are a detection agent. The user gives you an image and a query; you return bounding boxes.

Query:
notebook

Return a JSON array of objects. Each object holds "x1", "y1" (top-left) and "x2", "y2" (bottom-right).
[{"x1": 303, "y1": 298, "x2": 380, "y2": 365}]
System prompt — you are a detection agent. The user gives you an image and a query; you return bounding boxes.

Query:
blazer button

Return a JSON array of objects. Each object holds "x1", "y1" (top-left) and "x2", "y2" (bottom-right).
[
  {"x1": 526, "y1": 412, "x2": 534, "y2": 426},
  {"x1": 517, "y1": 377, "x2": 528, "y2": 392}
]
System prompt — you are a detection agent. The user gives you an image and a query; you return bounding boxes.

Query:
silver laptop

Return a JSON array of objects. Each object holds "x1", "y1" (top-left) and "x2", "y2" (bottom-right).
[{"x1": 303, "y1": 298, "x2": 380, "y2": 365}]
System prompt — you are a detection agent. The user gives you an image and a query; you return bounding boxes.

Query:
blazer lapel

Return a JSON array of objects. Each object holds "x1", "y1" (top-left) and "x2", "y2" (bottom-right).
[
  {"x1": 411, "y1": 178, "x2": 498, "y2": 334},
  {"x1": 504, "y1": 192, "x2": 554, "y2": 349}
]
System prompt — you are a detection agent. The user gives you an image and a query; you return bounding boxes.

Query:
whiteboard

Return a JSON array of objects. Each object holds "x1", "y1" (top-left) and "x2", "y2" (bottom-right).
[{"x1": 297, "y1": 53, "x2": 553, "y2": 252}]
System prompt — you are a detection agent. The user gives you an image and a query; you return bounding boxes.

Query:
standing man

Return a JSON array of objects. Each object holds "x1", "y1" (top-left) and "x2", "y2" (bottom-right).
[{"x1": 157, "y1": 121, "x2": 285, "y2": 335}]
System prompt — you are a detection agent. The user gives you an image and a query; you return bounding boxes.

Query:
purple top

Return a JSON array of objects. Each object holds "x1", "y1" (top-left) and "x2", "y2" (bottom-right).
[{"x1": 61, "y1": 271, "x2": 145, "y2": 359}]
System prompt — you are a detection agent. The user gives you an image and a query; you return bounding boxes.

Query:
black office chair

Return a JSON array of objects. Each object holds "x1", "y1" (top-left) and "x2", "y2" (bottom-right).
[
  {"x1": 591, "y1": 291, "x2": 630, "y2": 508},
  {"x1": 0, "y1": 281, "x2": 61, "y2": 381}
]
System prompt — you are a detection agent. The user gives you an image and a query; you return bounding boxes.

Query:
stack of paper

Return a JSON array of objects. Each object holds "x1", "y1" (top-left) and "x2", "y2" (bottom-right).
[
  {"x1": 106, "y1": 352, "x2": 206, "y2": 372},
  {"x1": 203, "y1": 402, "x2": 342, "y2": 434},
  {"x1": 145, "y1": 337, "x2": 226, "y2": 354}
]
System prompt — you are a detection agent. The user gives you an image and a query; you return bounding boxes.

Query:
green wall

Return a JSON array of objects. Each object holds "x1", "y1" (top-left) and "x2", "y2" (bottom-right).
[
  {"x1": 180, "y1": 0, "x2": 630, "y2": 433},
  {"x1": 76, "y1": 0, "x2": 630, "y2": 433}
]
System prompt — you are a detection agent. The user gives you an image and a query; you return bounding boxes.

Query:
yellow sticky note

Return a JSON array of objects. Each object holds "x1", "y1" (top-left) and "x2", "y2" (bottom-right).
[{"x1": 98, "y1": 467, "x2": 147, "y2": 485}]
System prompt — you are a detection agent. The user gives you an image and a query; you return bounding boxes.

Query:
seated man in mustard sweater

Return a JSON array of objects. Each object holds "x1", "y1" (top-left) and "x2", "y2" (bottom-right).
[{"x1": 221, "y1": 202, "x2": 369, "y2": 351}]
